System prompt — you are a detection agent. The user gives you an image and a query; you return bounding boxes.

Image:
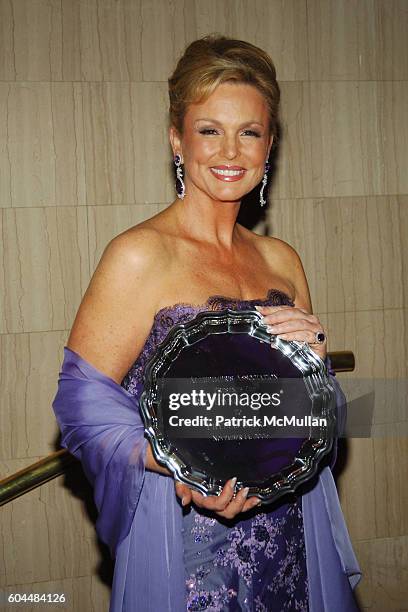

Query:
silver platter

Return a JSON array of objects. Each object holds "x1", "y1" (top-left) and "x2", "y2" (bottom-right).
[{"x1": 140, "y1": 309, "x2": 336, "y2": 505}]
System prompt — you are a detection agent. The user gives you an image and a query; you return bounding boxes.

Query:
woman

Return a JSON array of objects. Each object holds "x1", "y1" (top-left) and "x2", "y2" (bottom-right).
[{"x1": 53, "y1": 36, "x2": 361, "y2": 611}]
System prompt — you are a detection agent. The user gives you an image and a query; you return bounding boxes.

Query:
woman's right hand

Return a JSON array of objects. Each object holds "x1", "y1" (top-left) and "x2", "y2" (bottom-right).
[
  {"x1": 174, "y1": 477, "x2": 261, "y2": 519},
  {"x1": 146, "y1": 443, "x2": 261, "y2": 518}
]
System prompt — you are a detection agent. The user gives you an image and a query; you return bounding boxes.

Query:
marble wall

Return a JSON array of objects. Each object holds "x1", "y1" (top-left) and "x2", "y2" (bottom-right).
[{"x1": 0, "y1": 1, "x2": 407, "y2": 610}]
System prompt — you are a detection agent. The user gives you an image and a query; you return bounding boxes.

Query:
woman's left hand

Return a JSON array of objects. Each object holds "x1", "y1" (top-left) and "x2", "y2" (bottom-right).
[{"x1": 255, "y1": 304, "x2": 328, "y2": 362}]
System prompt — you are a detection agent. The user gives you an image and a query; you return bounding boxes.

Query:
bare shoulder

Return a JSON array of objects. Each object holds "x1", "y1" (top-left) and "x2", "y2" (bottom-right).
[
  {"x1": 249, "y1": 232, "x2": 313, "y2": 313},
  {"x1": 102, "y1": 224, "x2": 170, "y2": 273},
  {"x1": 66, "y1": 225, "x2": 170, "y2": 384},
  {"x1": 257, "y1": 234, "x2": 303, "y2": 267}
]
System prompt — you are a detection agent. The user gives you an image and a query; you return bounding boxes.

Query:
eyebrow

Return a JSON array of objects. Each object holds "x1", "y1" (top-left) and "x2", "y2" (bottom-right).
[{"x1": 194, "y1": 118, "x2": 265, "y2": 128}]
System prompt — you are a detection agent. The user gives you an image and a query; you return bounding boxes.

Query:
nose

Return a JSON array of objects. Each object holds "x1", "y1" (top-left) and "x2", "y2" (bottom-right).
[{"x1": 221, "y1": 134, "x2": 239, "y2": 160}]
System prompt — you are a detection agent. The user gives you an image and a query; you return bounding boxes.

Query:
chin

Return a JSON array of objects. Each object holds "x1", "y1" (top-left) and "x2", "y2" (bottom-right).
[{"x1": 209, "y1": 184, "x2": 249, "y2": 201}]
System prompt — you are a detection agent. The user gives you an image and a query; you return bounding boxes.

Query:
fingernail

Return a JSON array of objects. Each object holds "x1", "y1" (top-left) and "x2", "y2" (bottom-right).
[
  {"x1": 241, "y1": 487, "x2": 249, "y2": 499},
  {"x1": 266, "y1": 325, "x2": 277, "y2": 333},
  {"x1": 254, "y1": 499, "x2": 262, "y2": 506},
  {"x1": 181, "y1": 496, "x2": 188, "y2": 506},
  {"x1": 254, "y1": 305, "x2": 262, "y2": 311},
  {"x1": 230, "y1": 477, "x2": 237, "y2": 489}
]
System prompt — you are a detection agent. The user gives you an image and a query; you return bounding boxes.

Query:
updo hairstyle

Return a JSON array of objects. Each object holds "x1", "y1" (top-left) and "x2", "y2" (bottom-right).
[{"x1": 168, "y1": 35, "x2": 280, "y2": 143}]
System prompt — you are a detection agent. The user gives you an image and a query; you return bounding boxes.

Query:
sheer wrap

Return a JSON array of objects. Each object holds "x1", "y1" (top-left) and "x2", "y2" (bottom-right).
[
  {"x1": 52, "y1": 346, "x2": 148, "y2": 557},
  {"x1": 52, "y1": 347, "x2": 361, "y2": 611}
]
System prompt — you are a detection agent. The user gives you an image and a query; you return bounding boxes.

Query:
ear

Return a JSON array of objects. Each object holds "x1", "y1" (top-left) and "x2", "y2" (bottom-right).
[{"x1": 169, "y1": 125, "x2": 183, "y2": 159}]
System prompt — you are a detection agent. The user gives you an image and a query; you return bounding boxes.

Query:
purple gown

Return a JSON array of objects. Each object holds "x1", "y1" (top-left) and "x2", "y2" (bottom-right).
[{"x1": 52, "y1": 289, "x2": 361, "y2": 611}]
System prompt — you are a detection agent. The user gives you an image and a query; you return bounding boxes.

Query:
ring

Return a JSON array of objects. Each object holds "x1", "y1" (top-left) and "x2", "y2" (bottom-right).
[{"x1": 314, "y1": 331, "x2": 326, "y2": 344}]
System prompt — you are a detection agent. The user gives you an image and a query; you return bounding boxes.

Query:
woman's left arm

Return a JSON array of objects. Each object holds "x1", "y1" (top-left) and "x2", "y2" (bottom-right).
[
  {"x1": 256, "y1": 242, "x2": 347, "y2": 464},
  {"x1": 255, "y1": 244, "x2": 327, "y2": 361}
]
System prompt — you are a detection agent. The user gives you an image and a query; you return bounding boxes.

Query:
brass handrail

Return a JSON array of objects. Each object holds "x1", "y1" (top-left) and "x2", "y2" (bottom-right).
[
  {"x1": 0, "y1": 351, "x2": 355, "y2": 506},
  {"x1": 0, "y1": 449, "x2": 77, "y2": 506}
]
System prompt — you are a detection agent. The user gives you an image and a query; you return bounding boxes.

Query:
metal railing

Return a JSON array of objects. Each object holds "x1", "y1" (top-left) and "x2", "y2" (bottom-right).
[{"x1": 0, "y1": 351, "x2": 355, "y2": 506}]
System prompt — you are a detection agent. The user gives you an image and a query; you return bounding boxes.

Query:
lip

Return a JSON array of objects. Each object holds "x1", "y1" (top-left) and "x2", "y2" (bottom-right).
[{"x1": 210, "y1": 165, "x2": 247, "y2": 182}]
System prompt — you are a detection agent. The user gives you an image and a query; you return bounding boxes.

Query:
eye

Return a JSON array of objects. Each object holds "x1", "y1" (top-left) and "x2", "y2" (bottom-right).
[
  {"x1": 199, "y1": 128, "x2": 219, "y2": 135},
  {"x1": 242, "y1": 129, "x2": 261, "y2": 137}
]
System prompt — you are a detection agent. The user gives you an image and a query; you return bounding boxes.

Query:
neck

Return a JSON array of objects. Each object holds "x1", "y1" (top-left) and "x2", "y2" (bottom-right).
[{"x1": 172, "y1": 184, "x2": 242, "y2": 250}]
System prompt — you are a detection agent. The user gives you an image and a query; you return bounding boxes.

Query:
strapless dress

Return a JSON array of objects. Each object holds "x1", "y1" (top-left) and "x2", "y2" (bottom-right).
[{"x1": 121, "y1": 289, "x2": 309, "y2": 612}]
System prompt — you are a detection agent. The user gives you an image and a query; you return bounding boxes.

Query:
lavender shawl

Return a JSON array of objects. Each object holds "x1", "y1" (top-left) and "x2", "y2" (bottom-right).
[{"x1": 52, "y1": 347, "x2": 361, "y2": 611}]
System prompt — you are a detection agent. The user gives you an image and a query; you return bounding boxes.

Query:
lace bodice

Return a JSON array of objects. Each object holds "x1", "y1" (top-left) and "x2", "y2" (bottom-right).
[{"x1": 121, "y1": 288, "x2": 294, "y2": 395}]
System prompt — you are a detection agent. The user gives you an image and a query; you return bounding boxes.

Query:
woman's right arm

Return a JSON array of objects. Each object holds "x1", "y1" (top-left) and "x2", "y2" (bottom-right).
[
  {"x1": 65, "y1": 229, "x2": 260, "y2": 512},
  {"x1": 66, "y1": 228, "x2": 172, "y2": 476}
]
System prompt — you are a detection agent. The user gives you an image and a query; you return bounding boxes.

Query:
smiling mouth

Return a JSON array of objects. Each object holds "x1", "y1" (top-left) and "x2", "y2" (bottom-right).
[{"x1": 210, "y1": 166, "x2": 246, "y2": 181}]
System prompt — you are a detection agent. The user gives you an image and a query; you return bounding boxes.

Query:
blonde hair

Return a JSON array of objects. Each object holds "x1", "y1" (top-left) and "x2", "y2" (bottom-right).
[{"x1": 168, "y1": 35, "x2": 280, "y2": 142}]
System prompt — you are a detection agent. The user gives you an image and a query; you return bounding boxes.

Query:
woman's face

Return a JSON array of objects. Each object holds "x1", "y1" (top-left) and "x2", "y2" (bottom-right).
[{"x1": 170, "y1": 81, "x2": 273, "y2": 204}]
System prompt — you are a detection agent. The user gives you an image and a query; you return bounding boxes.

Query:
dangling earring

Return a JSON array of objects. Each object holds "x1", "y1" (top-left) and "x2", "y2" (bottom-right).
[
  {"x1": 174, "y1": 154, "x2": 185, "y2": 199},
  {"x1": 259, "y1": 162, "x2": 270, "y2": 207}
]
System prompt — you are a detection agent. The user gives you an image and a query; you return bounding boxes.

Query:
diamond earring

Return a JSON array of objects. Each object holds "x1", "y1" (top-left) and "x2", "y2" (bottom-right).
[
  {"x1": 259, "y1": 162, "x2": 270, "y2": 207},
  {"x1": 174, "y1": 154, "x2": 185, "y2": 199}
]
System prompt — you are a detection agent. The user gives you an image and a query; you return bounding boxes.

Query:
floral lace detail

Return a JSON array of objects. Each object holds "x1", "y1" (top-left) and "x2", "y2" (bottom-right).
[
  {"x1": 121, "y1": 288, "x2": 294, "y2": 396},
  {"x1": 191, "y1": 514, "x2": 218, "y2": 544},
  {"x1": 186, "y1": 584, "x2": 238, "y2": 611},
  {"x1": 214, "y1": 524, "x2": 260, "y2": 586},
  {"x1": 183, "y1": 498, "x2": 308, "y2": 611},
  {"x1": 267, "y1": 534, "x2": 309, "y2": 611},
  {"x1": 251, "y1": 512, "x2": 282, "y2": 559},
  {"x1": 254, "y1": 596, "x2": 268, "y2": 612}
]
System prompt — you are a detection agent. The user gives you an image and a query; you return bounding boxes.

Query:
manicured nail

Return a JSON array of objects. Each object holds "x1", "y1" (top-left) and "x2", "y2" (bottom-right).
[
  {"x1": 230, "y1": 477, "x2": 237, "y2": 489},
  {"x1": 241, "y1": 487, "x2": 249, "y2": 499}
]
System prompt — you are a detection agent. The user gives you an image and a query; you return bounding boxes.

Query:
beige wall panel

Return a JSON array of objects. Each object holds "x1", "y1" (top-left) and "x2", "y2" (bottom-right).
[
  {"x1": 70, "y1": 0, "x2": 143, "y2": 82},
  {"x1": 321, "y1": 308, "x2": 408, "y2": 541},
  {"x1": 6, "y1": 83, "x2": 55, "y2": 206},
  {"x1": 2, "y1": 82, "x2": 86, "y2": 208},
  {"x1": 0, "y1": 331, "x2": 68, "y2": 461},
  {"x1": 323, "y1": 308, "x2": 407, "y2": 379},
  {"x1": 271, "y1": 81, "x2": 408, "y2": 199},
  {"x1": 309, "y1": 81, "x2": 408, "y2": 198},
  {"x1": 376, "y1": 0, "x2": 408, "y2": 81},
  {"x1": 317, "y1": 307, "x2": 407, "y2": 422},
  {"x1": 0, "y1": 0, "x2": 144, "y2": 83},
  {"x1": 353, "y1": 535, "x2": 408, "y2": 611},
  {"x1": 308, "y1": 0, "x2": 378, "y2": 81},
  {"x1": 0, "y1": 458, "x2": 109, "y2": 589},
  {"x1": 0, "y1": 0, "x2": 309, "y2": 83},
  {"x1": 0, "y1": 0, "x2": 63, "y2": 82},
  {"x1": 0, "y1": 84, "x2": 10, "y2": 207},
  {"x1": 87, "y1": 203, "x2": 163, "y2": 269},
  {"x1": 51, "y1": 83, "x2": 87, "y2": 207},
  {"x1": 270, "y1": 82, "x2": 314, "y2": 199},
  {"x1": 380, "y1": 81, "x2": 408, "y2": 196},
  {"x1": 316, "y1": 310, "x2": 408, "y2": 544},
  {"x1": 309, "y1": 82, "x2": 385, "y2": 197},
  {"x1": 82, "y1": 82, "x2": 173, "y2": 206},
  {"x1": 267, "y1": 196, "x2": 406, "y2": 314},
  {"x1": 0, "y1": 207, "x2": 89, "y2": 334},
  {"x1": 191, "y1": 0, "x2": 309, "y2": 82},
  {"x1": 135, "y1": 0, "x2": 309, "y2": 83},
  {"x1": 308, "y1": 0, "x2": 408, "y2": 81},
  {"x1": 1, "y1": 574, "x2": 110, "y2": 612},
  {"x1": 0, "y1": 1, "x2": 15, "y2": 81},
  {"x1": 2, "y1": 0, "x2": 406, "y2": 84},
  {"x1": 336, "y1": 437, "x2": 408, "y2": 542},
  {"x1": 140, "y1": 0, "x2": 193, "y2": 82},
  {"x1": 400, "y1": 195, "x2": 408, "y2": 310}
]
